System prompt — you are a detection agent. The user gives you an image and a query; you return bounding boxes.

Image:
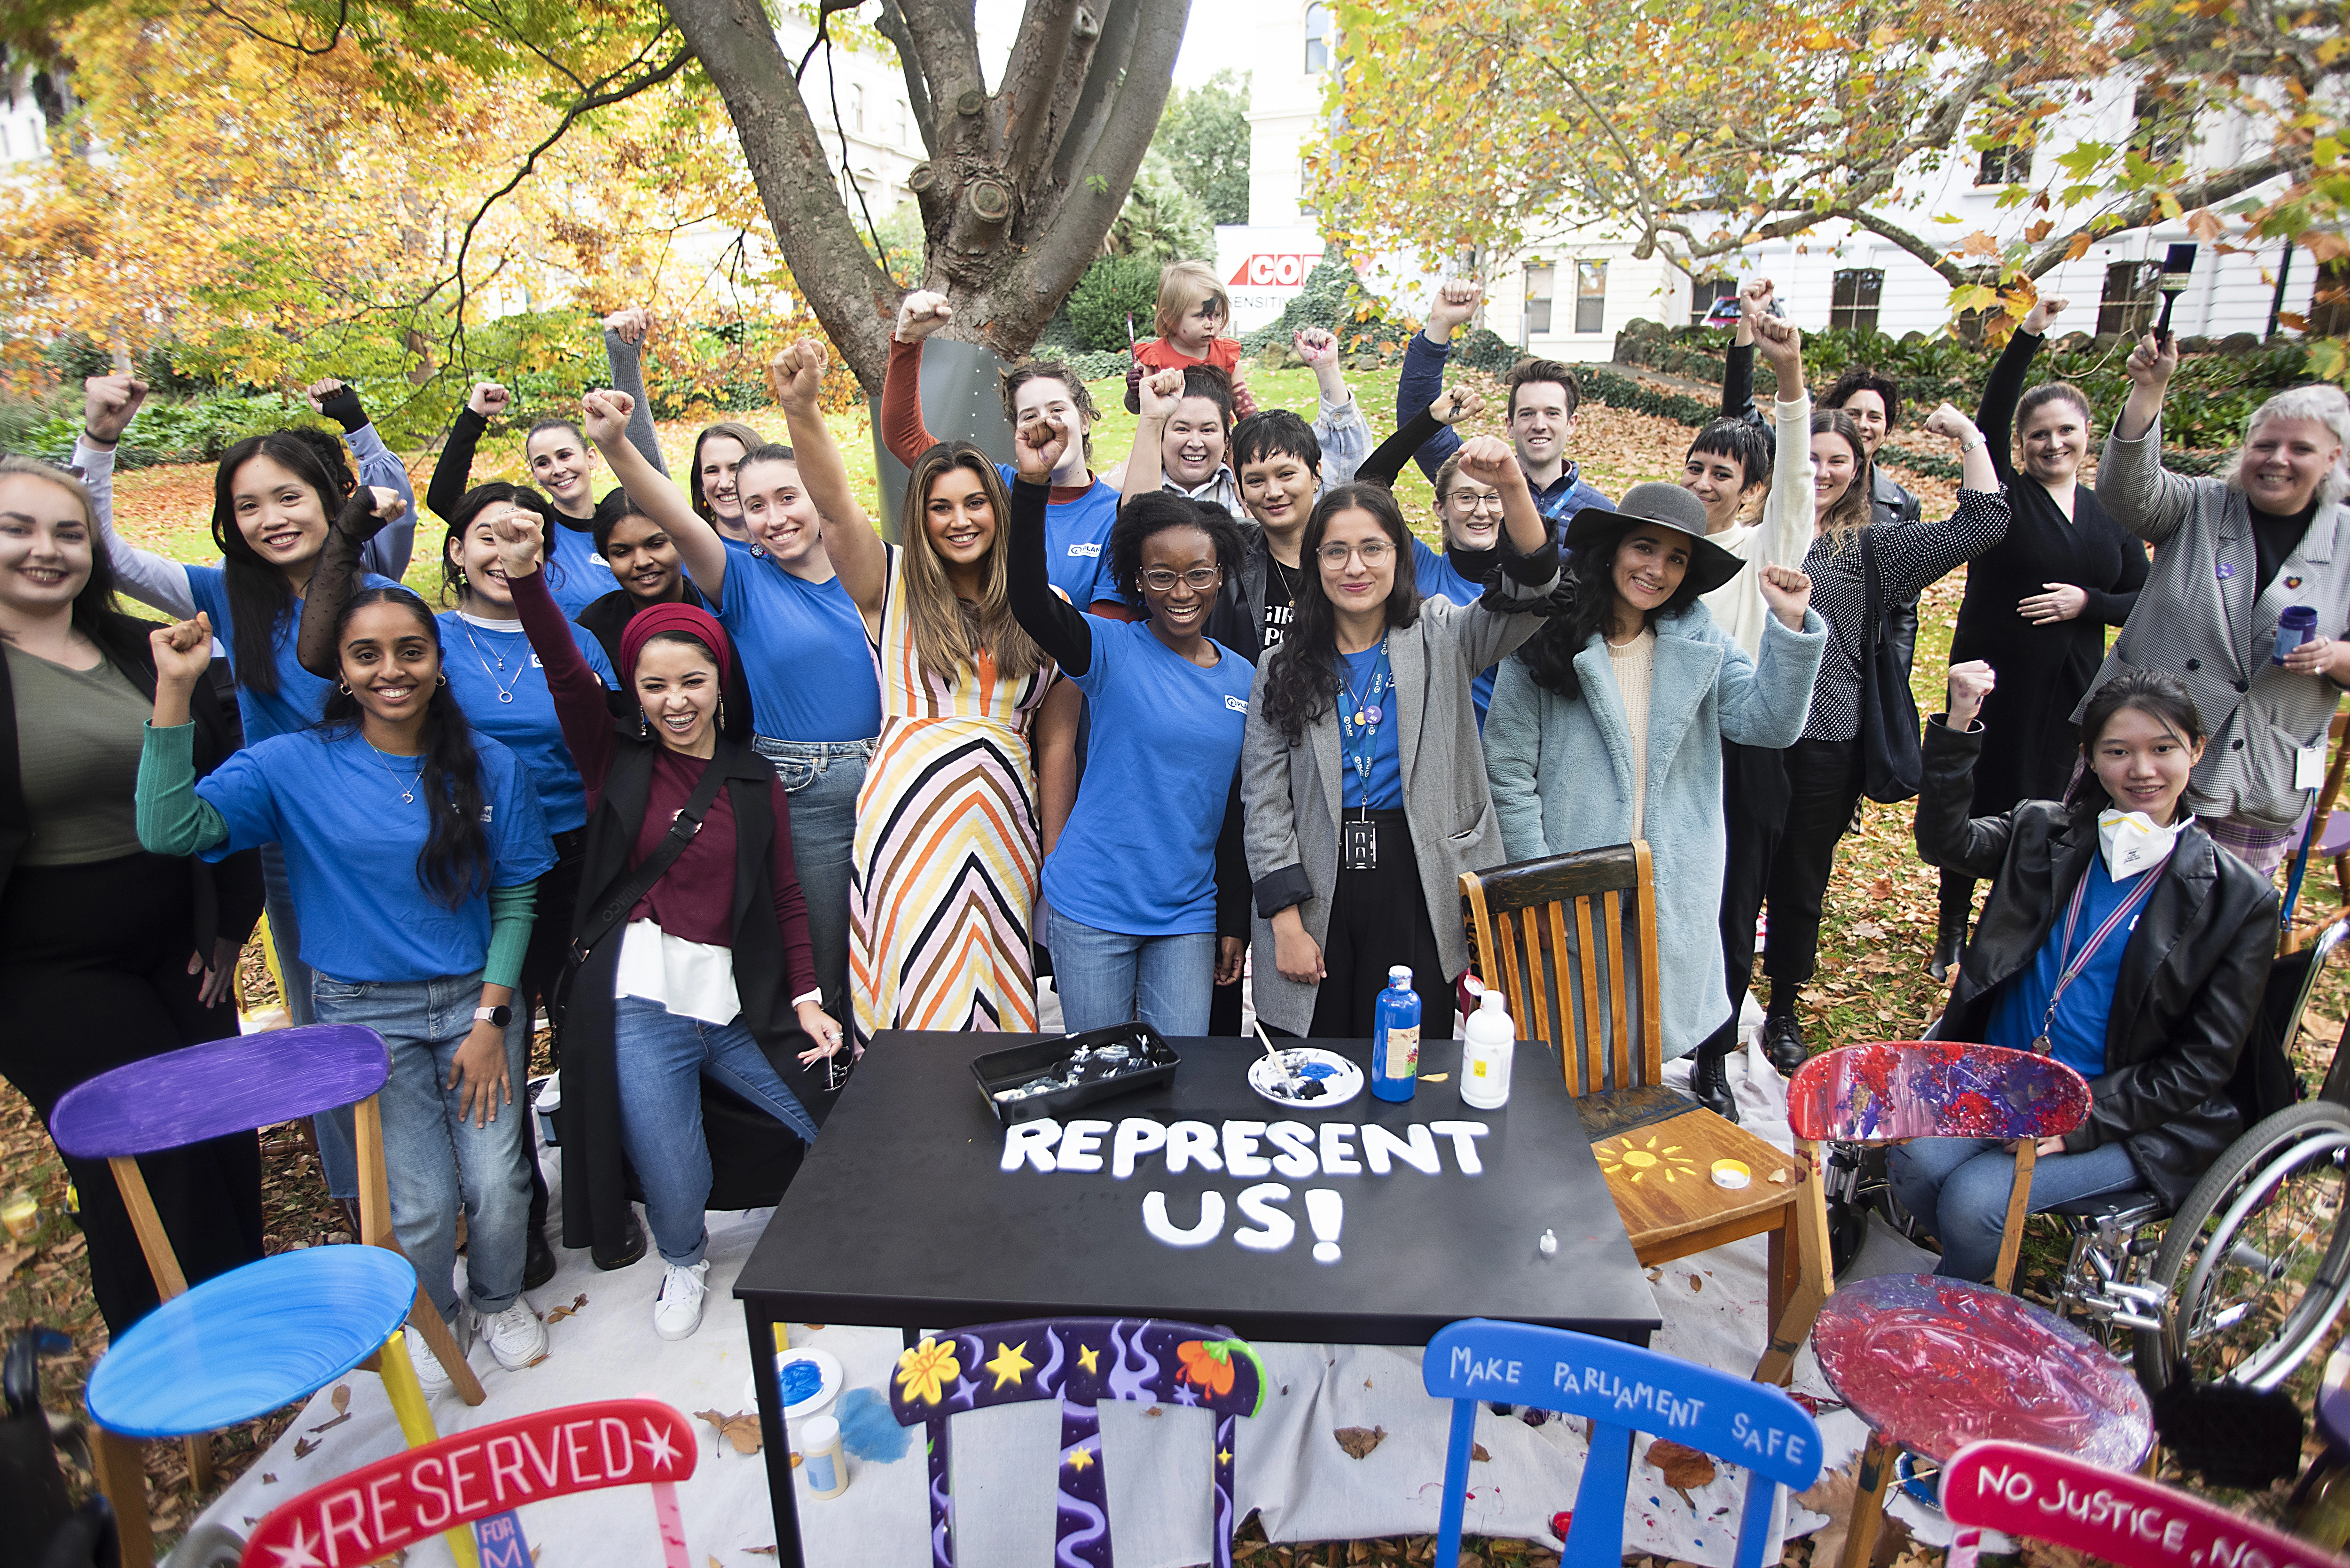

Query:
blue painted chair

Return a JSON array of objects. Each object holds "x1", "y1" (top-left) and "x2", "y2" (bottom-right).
[
  {"x1": 1421, "y1": 1318, "x2": 1822, "y2": 1568},
  {"x1": 51, "y1": 1025, "x2": 486, "y2": 1568},
  {"x1": 887, "y1": 1317, "x2": 1265, "y2": 1568}
]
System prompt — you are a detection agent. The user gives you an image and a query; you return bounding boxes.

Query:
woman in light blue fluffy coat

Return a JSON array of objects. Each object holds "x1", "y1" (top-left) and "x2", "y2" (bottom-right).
[{"x1": 1484, "y1": 484, "x2": 1829, "y2": 1061}]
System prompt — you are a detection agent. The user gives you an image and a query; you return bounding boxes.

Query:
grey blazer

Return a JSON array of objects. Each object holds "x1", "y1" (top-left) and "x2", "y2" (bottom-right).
[
  {"x1": 2083, "y1": 414, "x2": 2350, "y2": 829},
  {"x1": 1242, "y1": 569, "x2": 1559, "y2": 1035}
]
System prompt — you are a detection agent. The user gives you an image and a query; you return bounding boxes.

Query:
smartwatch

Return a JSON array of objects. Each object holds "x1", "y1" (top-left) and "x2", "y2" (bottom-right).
[{"x1": 473, "y1": 1005, "x2": 514, "y2": 1028}]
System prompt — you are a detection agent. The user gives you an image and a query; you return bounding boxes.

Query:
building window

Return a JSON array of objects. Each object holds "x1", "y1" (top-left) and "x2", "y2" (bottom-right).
[
  {"x1": 1976, "y1": 143, "x2": 2030, "y2": 186},
  {"x1": 2132, "y1": 85, "x2": 2188, "y2": 164},
  {"x1": 1691, "y1": 276, "x2": 1737, "y2": 325},
  {"x1": 894, "y1": 99, "x2": 910, "y2": 146},
  {"x1": 2098, "y1": 259, "x2": 2162, "y2": 336},
  {"x1": 1520, "y1": 262, "x2": 1555, "y2": 335},
  {"x1": 851, "y1": 83, "x2": 866, "y2": 135},
  {"x1": 1829, "y1": 269, "x2": 1884, "y2": 333},
  {"x1": 1573, "y1": 261, "x2": 1607, "y2": 333},
  {"x1": 1304, "y1": 4, "x2": 1331, "y2": 74}
]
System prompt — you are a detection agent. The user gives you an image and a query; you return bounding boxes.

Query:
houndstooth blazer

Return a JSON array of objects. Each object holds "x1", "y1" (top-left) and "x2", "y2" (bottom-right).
[{"x1": 2081, "y1": 414, "x2": 2350, "y2": 829}]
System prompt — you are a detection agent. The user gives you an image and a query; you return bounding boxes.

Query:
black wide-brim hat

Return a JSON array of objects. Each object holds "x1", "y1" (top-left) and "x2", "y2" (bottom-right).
[{"x1": 1562, "y1": 481, "x2": 1747, "y2": 598}]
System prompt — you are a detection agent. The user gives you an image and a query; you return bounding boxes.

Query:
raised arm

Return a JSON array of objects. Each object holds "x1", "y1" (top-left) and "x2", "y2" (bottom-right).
[
  {"x1": 1872, "y1": 405, "x2": 2010, "y2": 600},
  {"x1": 137, "y1": 616, "x2": 233, "y2": 857},
  {"x1": 2096, "y1": 333, "x2": 2198, "y2": 547},
  {"x1": 1721, "y1": 277, "x2": 1771, "y2": 425},
  {"x1": 603, "y1": 308, "x2": 670, "y2": 475},
  {"x1": 295, "y1": 486, "x2": 407, "y2": 679},
  {"x1": 1358, "y1": 387, "x2": 1479, "y2": 491},
  {"x1": 879, "y1": 292, "x2": 952, "y2": 466},
  {"x1": 1451, "y1": 436, "x2": 1564, "y2": 670},
  {"x1": 1296, "y1": 328, "x2": 1368, "y2": 485},
  {"x1": 1750, "y1": 314, "x2": 1814, "y2": 573},
  {"x1": 1006, "y1": 428, "x2": 1095, "y2": 675},
  {"x1": 77, "y1": 374, "x2": 196, "y2": 617},
  {"x1": 1120, "y1": 367, "x2": 1183, "y2": 504},
  {"x1": 307, "y1": 380, "x2": 416, "y2": 580},
  {"x1": 427, "y1": 382, "x2": 502, "y2": 523},
  {"x1": 580, "y1": 387, "x2": 729, "y2": 603},
  {"x1": 1402, "y1": 279, "x2": 1480, "y2": 481},
  {"x1": 771, "y1": 340, "x2": 887, "y2": 620},
  {"x1": 1976, "y1": 298, "x2": 2068, "y2": 489},
  {"x1": 495, "y1": 511, "x2": 619, "y2": 789},
  {"x1": 1913, "y1": 661, "x2": 2018, "y2": 880}
]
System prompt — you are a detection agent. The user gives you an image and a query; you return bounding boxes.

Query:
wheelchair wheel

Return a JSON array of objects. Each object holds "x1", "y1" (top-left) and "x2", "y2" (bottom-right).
[{"x1": 2136, "y1": 1100, "x2": 2350, "y2": 1392}]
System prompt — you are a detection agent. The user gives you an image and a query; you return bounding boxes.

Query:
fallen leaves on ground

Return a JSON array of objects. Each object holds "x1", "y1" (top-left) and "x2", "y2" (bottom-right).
[
  {"x1": 544, "y1": 1293, "x2": 588, "y2": 1322},
  {"x1": 1333, "y1": 1425, "x2": 1388, "y2": 1459},
  {"x1": 693, "y1": 1408, "x2": 764, "y2": 1455}
]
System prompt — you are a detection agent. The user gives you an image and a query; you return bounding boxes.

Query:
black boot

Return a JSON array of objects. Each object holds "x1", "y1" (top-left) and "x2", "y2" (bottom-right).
[
  {"x1": 1762, "y1": 1011, "x2": 1809, "y2": 1076},
  {"x1": 1692, "y1": 1040, "x2": 1740, "y2": 1123},
  {"x1": 1929, "y1": 899, "x2": 1969, "y2": 983}
]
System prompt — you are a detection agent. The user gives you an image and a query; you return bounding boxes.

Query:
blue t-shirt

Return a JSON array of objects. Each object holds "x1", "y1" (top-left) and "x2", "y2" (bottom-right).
[
  {"x1": 993, "y1": 465, "x2": 1118, "y2": 609},
  {"x1": 437, "y1": 610, "x2": 617, "y2": 834},
  {"x1": 1043, "y1": 619, "x2": 1253, "y2": 936},
  {"x1": 187, "y1": 567, "x2": 403, "y2": 746},
  {"x1": 1987, "y1": 856, "x2": 2146, "y2": 1080},
  {"x1": 1336, "y1": 645, "x2": 1404, "y2": 810},
  {"x1": 714, "y1": 556, "x2": 883, "y2": 743},
  {"x1": 1410, "y1": 538, "x2": 1497, "y2": 720},
  {"x1": 197, "y1": 728, "x2": 556, "y2": 983},
  {"x1": 542, "y1": 520, "x2": 621, "y2": 616}
]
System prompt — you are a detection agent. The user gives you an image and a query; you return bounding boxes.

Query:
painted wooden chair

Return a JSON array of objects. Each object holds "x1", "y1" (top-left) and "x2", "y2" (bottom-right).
[
  {"x1": 51, "y1": 1024, "x2": 488, "y2": 1567},
  {"x1": 1940, "y1": 1438, "x2": 2341, "y2": 1568},
  {"x1": 238, "y1": 1398, "x2": 698, "y2": 1568},
  {"x1": 1421, "y1": 1318, "x2": 1823, "y2": 1568},
  {"x1": 1460, "y1": 845, "x2": 1815, "y2": 1383},
  {"x1": 1785, "y1": 1041, "x2": 2154, "y2": 1568},
  {"x1": 887, "y1": 1317, "x2": 1265, "y2": 1568}
]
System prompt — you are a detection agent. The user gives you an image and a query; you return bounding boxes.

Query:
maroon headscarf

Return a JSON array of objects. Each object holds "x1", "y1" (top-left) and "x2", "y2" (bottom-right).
[{"x1": 619, "y1": 601, "x2": 734, "y2": 684}]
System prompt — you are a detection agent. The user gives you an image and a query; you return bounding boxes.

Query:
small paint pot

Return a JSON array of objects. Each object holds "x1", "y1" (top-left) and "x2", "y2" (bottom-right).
[
  {"x1": 800, "y1": 1414, "x2": 848, "y2": 1499},
  {"x1": 1710, "y1": 1159, "x2": 1751, "y2": 1190}
]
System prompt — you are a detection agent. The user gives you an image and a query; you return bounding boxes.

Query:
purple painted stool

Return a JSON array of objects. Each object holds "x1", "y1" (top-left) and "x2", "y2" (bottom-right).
[{"x1": 888, "y1": 1317, "x2": 1265, "y2": 1568}]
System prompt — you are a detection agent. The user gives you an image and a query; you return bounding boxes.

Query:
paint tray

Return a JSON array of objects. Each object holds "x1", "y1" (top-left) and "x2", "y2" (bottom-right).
[{"x1": 971, "y1": 1023, "x2": 1181, "y2": 1124}]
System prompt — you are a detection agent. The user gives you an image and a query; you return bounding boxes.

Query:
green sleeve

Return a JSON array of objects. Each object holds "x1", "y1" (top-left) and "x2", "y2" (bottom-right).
[
  {"x1": 484, "y1": 880, "x2": 539, "y2": 991},
  {"x1": 136, "y1": 722, "x2": 229, "y2": 856}
]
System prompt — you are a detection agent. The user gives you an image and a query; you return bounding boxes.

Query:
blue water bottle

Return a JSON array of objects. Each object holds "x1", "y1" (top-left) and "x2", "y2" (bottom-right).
[{"x1": 1371, "y1": 965, "x2": 1423, "y2": 1103}]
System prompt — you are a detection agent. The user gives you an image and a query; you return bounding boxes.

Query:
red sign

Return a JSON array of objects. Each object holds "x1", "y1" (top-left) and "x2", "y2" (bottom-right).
[
  {"x1": 1943, "y1": 1440, "x2": 2346, "y2": 1568},
  {"x1": 240, "y1": 1398, "x2": 697, "y2": 1568},
  {"x1": 1227, "y1": 253, "x2": 1323, "y2": 288}
]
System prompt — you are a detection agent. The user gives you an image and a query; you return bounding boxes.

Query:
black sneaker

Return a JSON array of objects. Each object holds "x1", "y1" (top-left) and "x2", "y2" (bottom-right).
[
  {"x1": 592, "y1": 1211, "x2": 647, "y2": 1272},
  {"x1": 524, "y1": 1225, "x2": 556, "y2": 1290},
  {"x1": 1762, "y1": 1012, "x2": 1809, "y2": 1076}
]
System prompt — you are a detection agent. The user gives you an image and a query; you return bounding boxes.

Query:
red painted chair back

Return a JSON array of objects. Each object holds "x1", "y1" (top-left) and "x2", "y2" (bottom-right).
[
  {"x1": 238, "y1": 1399, "x2": 697, "y2": 1568},
  {"x1": 1786, "y1": 1042, "x2": 2092, "y2": 1145},
  {"x1": 1943, "y1": 1438, "x2": 2347, "y2": 1568}
]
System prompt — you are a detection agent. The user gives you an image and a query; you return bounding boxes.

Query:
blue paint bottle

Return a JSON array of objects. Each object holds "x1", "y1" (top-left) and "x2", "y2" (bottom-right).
[{"x1": 1371, "y1": 965, "x2": 1422, "y2": 1103}]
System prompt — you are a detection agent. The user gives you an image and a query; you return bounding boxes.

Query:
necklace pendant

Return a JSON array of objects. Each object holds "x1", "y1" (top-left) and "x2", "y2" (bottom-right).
[
  {"x1": 400, "y1": 789, "x2": 415, "y2": 804},
  {"x1": 497, "y1": 688, "x2": 515, "y2": 703},
  {"x1": 1354, "y1": 709, "x2": 1366, "y2": 725}
]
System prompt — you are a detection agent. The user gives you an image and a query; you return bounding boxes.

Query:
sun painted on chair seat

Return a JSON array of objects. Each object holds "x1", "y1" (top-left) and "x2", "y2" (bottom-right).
[{"x1": 1596, "y1": 1131, "x2": 1699, "y2": 1184}]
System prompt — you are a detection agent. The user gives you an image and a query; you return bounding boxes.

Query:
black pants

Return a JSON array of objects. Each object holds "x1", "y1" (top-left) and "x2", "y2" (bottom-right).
[
  {"x1": 1699, "y1": 738, "x2": 1793, "y2": 1057},
  {"x1": 518, "y1": 828, "x2": 587, "y2": 1237},
  {"x1": 0, "y1": 855, "x2": 263, "y2": 1334},
  {"x1": 1938, "y1": 866, "x2": 1978, "y2": 925},
  {"x1": 1306, "y1": 811, "x2": 1455, "y2": 1040},
  {"x1": 1761, "y1": 736, "x2": 1865, "y2": 1003}
]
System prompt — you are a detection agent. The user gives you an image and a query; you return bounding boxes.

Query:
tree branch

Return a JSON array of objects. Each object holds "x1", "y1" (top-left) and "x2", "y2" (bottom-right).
[
  {"x1": 894, "y1": 0, "x2": 987, "y2": 143},
  {"x1": 1050, "y1": 0, "x2": 1141, "y2": 189},
  {"x1": 2019, "y1": 154, "x2": 2292, "y2": 277},
  {"x1": 997, "y1": 0, "x2": 1081, "y2": 185},
  {"x1": 201, "y1": 0, "x2": 349, "y2": 56},
  {"x1": 872, "y1": 0, "x2": 937, "y2": 156}
]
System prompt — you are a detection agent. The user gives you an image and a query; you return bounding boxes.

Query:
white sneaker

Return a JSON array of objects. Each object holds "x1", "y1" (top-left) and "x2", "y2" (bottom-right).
[
  {"x1": 405, "y1": 1319, "x2": 462, "y2": 1395},
  {"x1": 653, "y1": 1261, "x2": 710, "y2": 1342},
  {"x1": 478, "y1": 1299, "x2": 548, "y2": 1370}
]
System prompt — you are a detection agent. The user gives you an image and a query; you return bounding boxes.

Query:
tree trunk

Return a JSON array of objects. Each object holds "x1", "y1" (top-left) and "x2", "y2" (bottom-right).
[{"x1": 662, "y1": 0, "x2": 1190, "y2": 395}]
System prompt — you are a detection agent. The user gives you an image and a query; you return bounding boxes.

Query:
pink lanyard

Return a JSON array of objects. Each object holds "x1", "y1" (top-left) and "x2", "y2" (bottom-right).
[{"x1": 2032, "y1": 854, "x2": 2167, "y2": 1054}]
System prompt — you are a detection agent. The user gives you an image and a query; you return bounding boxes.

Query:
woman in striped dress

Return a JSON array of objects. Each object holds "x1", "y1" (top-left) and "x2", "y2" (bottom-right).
[{"x1": 768, "y1": 342, "x2": 1065, "y2": 1049}]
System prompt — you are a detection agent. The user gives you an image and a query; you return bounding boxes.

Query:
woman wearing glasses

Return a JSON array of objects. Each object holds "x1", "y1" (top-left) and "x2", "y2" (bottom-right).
[
  {"x1": 1244, "y1": 439, "x2": 1560, "y2": 1038},
  {"x1": 1006, "y1": 424, "x2": 1252, "y2": 1034}
]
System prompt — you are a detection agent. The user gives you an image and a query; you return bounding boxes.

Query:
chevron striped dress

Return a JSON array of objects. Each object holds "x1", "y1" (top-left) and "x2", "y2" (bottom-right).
[{"x1": 851, "y1": 546, "x2": 1061, "y2": 1048}]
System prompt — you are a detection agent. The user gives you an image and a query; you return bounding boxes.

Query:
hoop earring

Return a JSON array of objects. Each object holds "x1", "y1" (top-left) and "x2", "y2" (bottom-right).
[{"x1": 436, "y1": 673, "x2": 448, "y2": 686}]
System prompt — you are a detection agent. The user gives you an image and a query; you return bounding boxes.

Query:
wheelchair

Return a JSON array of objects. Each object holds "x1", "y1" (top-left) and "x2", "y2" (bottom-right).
[{"x1": 1822, "y1": 917, "x2": 2350, "y2": 1396}]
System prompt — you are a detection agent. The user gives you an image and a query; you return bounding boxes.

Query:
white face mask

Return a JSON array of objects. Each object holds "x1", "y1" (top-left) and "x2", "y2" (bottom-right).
[{"x1": 2099, "y1": 808, "x2": 2184, "y2": 879}]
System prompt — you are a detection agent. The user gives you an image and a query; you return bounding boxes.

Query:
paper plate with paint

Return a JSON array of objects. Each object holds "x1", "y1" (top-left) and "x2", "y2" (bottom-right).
[
  {"x1": 1249, "y1": 1047, "x2": 1363, "y2": 1108},
  {"x1": 775, "y1": 1346, "x2": 843, "y2": 1420}
]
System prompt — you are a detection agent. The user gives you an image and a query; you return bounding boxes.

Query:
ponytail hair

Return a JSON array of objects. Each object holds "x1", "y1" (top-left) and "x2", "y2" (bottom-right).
[{"x1": 319, "y1": 587, "x2": 494, "y2": 907}]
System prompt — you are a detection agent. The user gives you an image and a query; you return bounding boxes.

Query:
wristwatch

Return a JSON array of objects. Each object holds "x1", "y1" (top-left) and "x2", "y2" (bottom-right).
[{"x1": 474, "y1": 1005, "x2": 514, "y2": 1028}]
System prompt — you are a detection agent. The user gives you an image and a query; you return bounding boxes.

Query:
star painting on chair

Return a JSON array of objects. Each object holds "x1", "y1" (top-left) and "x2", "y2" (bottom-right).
[{"x1": 985, "y1": 1340, "x2": 1035, "y2": 1391}]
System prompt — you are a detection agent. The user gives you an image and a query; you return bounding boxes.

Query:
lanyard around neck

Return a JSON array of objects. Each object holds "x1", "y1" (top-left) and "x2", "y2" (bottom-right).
[
  {"x1": 2033, "y1": 853, "x2": 2168, "y2": 1053},
  {"x1": 1337, "y1": 639, "x2": 1392, "y2": 812}
]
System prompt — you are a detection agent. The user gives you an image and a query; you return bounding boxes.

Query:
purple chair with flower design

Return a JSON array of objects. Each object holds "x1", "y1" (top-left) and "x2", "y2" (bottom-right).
[{"x1": 887, "y1": 1317, "x2": 1265, "y2": 1568}]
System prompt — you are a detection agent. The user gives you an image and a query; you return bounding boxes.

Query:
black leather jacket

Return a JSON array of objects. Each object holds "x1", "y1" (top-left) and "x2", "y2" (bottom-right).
[{"x1": 1915, "y1": 718, "x2": 2278, "y2": 1211}]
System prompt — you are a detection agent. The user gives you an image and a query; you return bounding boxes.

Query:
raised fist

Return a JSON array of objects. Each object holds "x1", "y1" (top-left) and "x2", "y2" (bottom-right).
[
  {"x1": 894, "y1": 290, "x2": 953, "y2": 344},
  {"x1": 469, "y1": 382, "x2": 513, "y2": 419}
]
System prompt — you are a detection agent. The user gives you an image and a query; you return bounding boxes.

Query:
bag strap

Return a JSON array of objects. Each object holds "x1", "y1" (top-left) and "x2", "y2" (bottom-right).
[
  {"x1": 574, "y1": 756, "x2": 731, "y2": 961},
  {"x1": 1860, "y1": 530, "x2": 1882, "y2": 657}
]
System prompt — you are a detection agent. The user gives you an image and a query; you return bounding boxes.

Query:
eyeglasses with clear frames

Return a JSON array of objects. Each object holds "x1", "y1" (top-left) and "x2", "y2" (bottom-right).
[
  {"x1": 1449, "y1": 490, "x2": 1507, "y2": 514},
  {"x1": 1317, "y1": 540, "x2": 1396, "y2": 568},
  {"x1": 1140, "y1": 566, "x2": 1224, "y2": 592}
]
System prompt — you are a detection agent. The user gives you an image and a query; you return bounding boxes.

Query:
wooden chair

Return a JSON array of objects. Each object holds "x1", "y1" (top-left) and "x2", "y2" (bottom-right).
[
  {"x1": 2284, "y1": 706, "x2": 2350, "y2": 949},
  {"x1": 888, "y1": 1316, "x2": 1265, "y2": 1568},
  {"x1": 1422, "y1": 1318, "x2": 1822, "y2": 1568},
  {"x1": 50, "y1": 1024, "x2": 488, "y2": 1567},
  {"x1": 1940, "y1": 1438, "x2": 2326, "y2": 1568},
  {"x1": 1788, "y1": 1041, "x2": 2154, "y2": 1568},
  {"x1": 1460, "y1": 844, "x2": 1815, "y2": 1384}
]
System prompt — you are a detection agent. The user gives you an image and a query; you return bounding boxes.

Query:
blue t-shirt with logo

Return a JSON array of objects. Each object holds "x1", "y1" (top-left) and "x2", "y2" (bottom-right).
[
  {"x1": 541, "y1": 518, "x2": 621, "y2": 616},
  {"x1": 187, "y1": 567, "x2": 403, "y2": 746},
  {"x1": 198, "y1": 727, "x2": 556, "y2": 982},
  {"x1": 1410, "y1": 537, "x2": 1498, "y2": 720},
  {"x1": 714, "y1": 555, "x2": 883, "y2": 743},
  {"x1": 992, "y1": 465, "x2": 1119, "y2": 609},
  {"x1": 437, "y1": 610, "x2": 616, "y2": 834},
  {"x1": 1043, "y1": 618, "x2": 1253, "y2": 936}
]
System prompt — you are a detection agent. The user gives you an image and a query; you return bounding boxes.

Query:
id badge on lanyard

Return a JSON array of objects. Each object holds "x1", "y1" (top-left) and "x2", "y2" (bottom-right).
[{"x1": 1343, "y1": 814, "x2": 1378, "y2": 871}]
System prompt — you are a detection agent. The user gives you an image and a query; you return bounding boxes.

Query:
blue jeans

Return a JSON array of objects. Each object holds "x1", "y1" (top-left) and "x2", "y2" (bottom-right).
[
  {"x1": 753, "y1": 737, "x2": 870, "y2": 1024},
  {"x1": 1047, "y1": 913, "x2": 1216, "y2": 1037},
  {"x1": 311, "y1": 971, "x2": 533, "y2": 1322},
  {"x1": 264, "y1": 844, "x2": 354, "y2": 1200},
  {"x1": 1889, "y1": 1135, "x2": 2144, "y2": 1282},
  {"x1": 613, "y1": 994, "x2": 818, "y2": 1266}
]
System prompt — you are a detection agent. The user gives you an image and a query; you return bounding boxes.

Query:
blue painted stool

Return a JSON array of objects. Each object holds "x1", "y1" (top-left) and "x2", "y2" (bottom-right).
[{"x1": 1422, "y1": 1318, "x2": 1822, "y2": 1568}]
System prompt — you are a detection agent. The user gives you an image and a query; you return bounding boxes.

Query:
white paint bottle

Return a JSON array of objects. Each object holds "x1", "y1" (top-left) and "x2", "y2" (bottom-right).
[{"x1": 1460, "y1": 991, "x2": 1515, "y2": 1110}]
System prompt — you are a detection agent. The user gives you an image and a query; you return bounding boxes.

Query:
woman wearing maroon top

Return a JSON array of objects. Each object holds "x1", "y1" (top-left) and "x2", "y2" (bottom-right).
[{"x1": 492, "y1": 509, "x2": 842, "y2": 1342}]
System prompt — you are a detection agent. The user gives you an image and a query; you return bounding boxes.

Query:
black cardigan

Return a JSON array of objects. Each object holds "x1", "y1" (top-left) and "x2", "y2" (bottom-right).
[
  {"x1": 1915, "y1": 718, "x2": 2277, "y2": 1210},
  {"x1": 0, "y1": 610, "x2": 263, "y2": 952}
]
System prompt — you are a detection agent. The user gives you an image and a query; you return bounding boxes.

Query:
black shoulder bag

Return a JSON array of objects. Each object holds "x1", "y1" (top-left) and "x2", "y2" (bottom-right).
[
  {"x1": 572, "y1": 758, "x2": 730, "y2": 970},
  {"x1": 1858, "y1": 530, "x2": 1924, "y2": 804}
]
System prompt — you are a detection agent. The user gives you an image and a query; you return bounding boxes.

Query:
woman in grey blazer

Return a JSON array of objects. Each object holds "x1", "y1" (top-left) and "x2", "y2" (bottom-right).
[
  {"x1": 2086, "y1": 336, "x2": 2350, "y2": 875},
  {"x1": 1243, "y1": 437, "x2": 1559, "y2": 1038}
]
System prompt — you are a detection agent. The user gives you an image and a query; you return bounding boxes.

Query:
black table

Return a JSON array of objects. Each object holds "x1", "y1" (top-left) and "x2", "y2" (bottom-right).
[{"x1": 736, "y1": 1033, "x2": 1658, "y2": 1564}]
